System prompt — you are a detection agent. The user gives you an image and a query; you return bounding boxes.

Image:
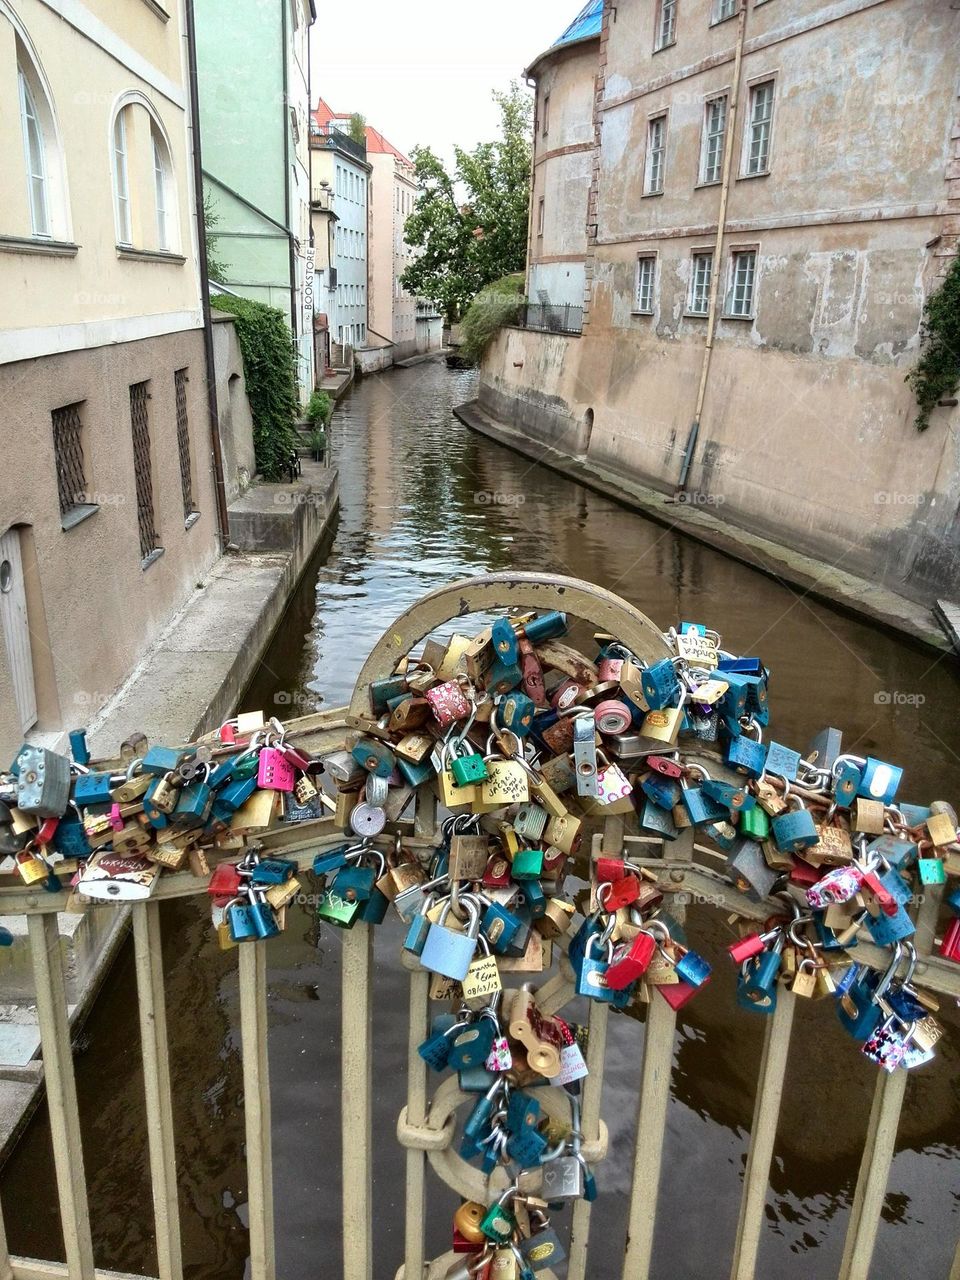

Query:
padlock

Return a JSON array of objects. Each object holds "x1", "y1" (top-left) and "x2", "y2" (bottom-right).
[
  {"x1": 426, "y1": 680, "x2": 472, "y2": 728},
  {"x1": 449, "y1": 1018, "x2": 497, "y2": 1071},
  {"x1": 73, "y1": 772, "x2": 116, "y2": 807},
  {"x1": 172, "y1": 768, "x2": 213, "y2": 828},
  {"x1": 420, "y1": 897, "x2": 481, "y2": 981},
  {"x1": 763, "y1": 742, "x2": 801, "y2": 782},
  {"x1": 480, "y1": 1191, "x2": 517, "y2": 1243},
  {"x1": 256, "y1": 747, "x2": 296, "y2": 791},
  {"x1": 606, "y1": 929, "x2": 657, "y2": 989},
  {"x1": 454, "y1": 1201, "x2": 488, "y2": 1246},
  {"x1": 418, "y1": 1013, "x2": 467, "y2": 1070},
  {"x1": 740, "y1": 805, "x2": 771, "y2": 840},
  {"x1": 541, "y1": 1155, "x2": 585, "y2": 1202},
  {"x1": 491, "y1": 617, "x2": 520, "y2": 666},
  {"x1": 571, "y1": 715, "x2": 598, "y2": 798},
  {"x1": 350, "y1": 737, "x2": 397, "y2": 779},
  {"x1": 726, "y1": 838, "x2": 779, "y2": 900},
  {"x1": 500, "y1": 691, "x2": 536, "y2": 737},
  {"x1": 450, "y1": 833, "x2": 491, "y2": 882},
  {"x1": 227, "y1": 897, "x2": 260, "y2": 941},
  {"x1": 725, "y1": 732, "x2": 767, "y2": 777},
  {"x1": 576, "y1": 935, "x2": 616, "y2": 1003},
  {"x1": 513, "y1": 803, "x2": 548, "y2": 842},
  {"x1": 450, "y1": 743, "x2": 489, "y2": 787},
  {"x1": 641, "y1": 659, "x2": 681, "y2": 710},
  {"x1": 521, "y1": 1227, "x2": 565, "y2": 1273},
  {"x1": 462, "y1": 936, "x2": 502, "y2": 1004},
  {"x1": 857, "y1": 757, "x2": 902, "y2": 805},
  {"x1": 543, "y1": 812, "x2": 581, "y2": 856},
  {"x1": 680, "y1": 771, "x2": 727, "y2": 826},
  {"x1": 511, "y1": 847, "x2": 544, "y2": 880},
  {"x1": 316, "y1": 884, "x2": 362, "y2": 929},
  {"x1": 480, "y1": 759, "x2": 529, "y2": 808},
  {"x1": 771, "y1": 795, "x2": 820, "y2": 853}
]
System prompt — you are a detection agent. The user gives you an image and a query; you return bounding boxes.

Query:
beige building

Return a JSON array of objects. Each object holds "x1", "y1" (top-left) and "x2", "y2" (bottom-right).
[
  {"x1": 0, "y1": 0, "x2": 222, "y2": 761},
  {"x1": 481, "y1": 0, "x2": 960, "y2": 603}
]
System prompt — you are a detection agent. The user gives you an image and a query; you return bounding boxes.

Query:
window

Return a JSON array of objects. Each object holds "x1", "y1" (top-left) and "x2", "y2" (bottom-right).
[
  {"x1": 688, "y1": 252, "x2": 713, "y2": 315},
  {"x1": 655, "y1": 0, "x2": 676, "y2": 49},
  {"x1": 700, "y1": 96, "x2": 727, "y2": 184},
  {"x1": 152, "y1": 134, "x2": 169, "y2": 250},
  {"x1": 542, "y1": 93, "x2": 550, "y2": 137},
  {"x1": 129, "y1": 381, "x2": 160, "y2": 562},
  {"x1": 18, "y1": 68, "x2": 49, "y2": 237},
  {"x1": 725, "y1": 249, "x2": 757, "y2": 317},
  {"x1": 174, "y1": 368, "x2": 196, "y2": 522},
  {"x1": 635, "y1": 255, "x2": 656, "y2": 314},
  {"x1": 51, "y1": 402, "x2": 92, "y2": 524},
  {"x1": 745, "y1": 80, "x2": 774, "y2": 175},
  {"x1": 712, "y1": 0, "x2": 737, "y2": 20},
  {"x1": 644, "y1": 116, "x2": 666, "y2": 194},
  {"x1": 537, "y1": 197, "x2": 545, "y2": 236},
  {"x1": 113, "y1": 109, "x2": 132, "y2": 245}
]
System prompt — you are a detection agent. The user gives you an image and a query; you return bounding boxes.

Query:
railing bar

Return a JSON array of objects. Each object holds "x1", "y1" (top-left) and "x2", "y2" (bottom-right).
[
  {"x1": 341, "y1": 924, "x2": 373, "y2": 1280},
  {"x1": 836, "y1": 1067, "x2": 908, "y2": 1280},
  {"x1": 567, "y1": 1000, "x2": 609, "y2": 1280},
  {"x1": 238, "y1": 943, "x2": 276, "y2": 1280},
  {"x1": 131, "y1": 902, "x2": 183, "y2": 1280},
  {"x1": 27, "y1": 913, "x2": 95, "y2": 1280},
  {"x1": 403, "y1": 969, "x2": 431, "y2": 1280},
  {"x1": 729, "y1": 988, "x2": 797, "y2": 1280},
  {"x1": 10, "y1": 1263, "x2": 157, "y2": 1280}
]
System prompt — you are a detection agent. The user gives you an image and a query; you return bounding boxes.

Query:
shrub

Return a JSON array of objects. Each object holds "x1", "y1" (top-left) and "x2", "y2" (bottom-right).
[
  {"x1": 210, "y1": 295, "x2": 300, "y2": 480},
  {"x1": 458, "y1": 273, "x2": 525, "y2": 366},
  {"x1": 306, "y1": 389, "x2": 333, "y2": 427},
  {"x1": 906, "y1": 254, "x2": 960, "y2": 431}
]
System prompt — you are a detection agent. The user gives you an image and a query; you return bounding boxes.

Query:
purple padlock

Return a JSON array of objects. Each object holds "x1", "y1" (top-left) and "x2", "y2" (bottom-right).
[{"x1": 257, "y1": 747, "x2": 296, "y2": 791}]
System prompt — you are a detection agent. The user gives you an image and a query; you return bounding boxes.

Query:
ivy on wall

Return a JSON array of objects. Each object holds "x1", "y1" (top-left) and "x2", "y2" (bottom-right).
[
  {"x1": 211, "y1": 296, "x2": 301, "y2": 480},
  {"x1": 906, "y1": 254, "x2": 960, "y2": 432}
]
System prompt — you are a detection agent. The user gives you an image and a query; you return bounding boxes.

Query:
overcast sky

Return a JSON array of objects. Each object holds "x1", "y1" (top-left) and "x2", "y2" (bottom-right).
[{"x1": 309, "y1": 1, "x2": 567, "y2": 163}]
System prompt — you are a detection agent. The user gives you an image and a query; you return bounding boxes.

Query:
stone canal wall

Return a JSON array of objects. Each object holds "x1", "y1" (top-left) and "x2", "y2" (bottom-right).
[{"x1": 476, "y1": 324, "x2": 960, "y2": 609}]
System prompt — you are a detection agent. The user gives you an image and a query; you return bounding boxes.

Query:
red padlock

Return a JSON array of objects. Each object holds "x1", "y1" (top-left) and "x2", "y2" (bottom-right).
[
  {"x1": 518, "y1": 636, "x2": 548, "y2": 709},
  {"x1": 860, "y1": 871, "x2": 899, "y2": 918},
  {"x1": 280, "y1": 744, "x2": 312, "y2": 771},
  {"x1": 657, "y1": 976, "x2": 710, "y2": 1010},
  {"x1": 788, "y1": 858, "x2": 820, "y2": 887},
  {"x1": 728, "y1": 930, "x2": 776, "y2": 964},
  {"x1": 602, "y1": 875, "x2": 641, "y2": 911},
  {"x1": 647, "y1": 755, "x2": 683, "y2": 779},
  {"x1": 452, "y1": 1229, "x2": 483, "y2": 1255},
  {"x1": 606, "y1": 930, "x2": 657, "y2": 989},
  {"x1": 483, "y1": 854, "x2": 513, "y2": 889},
  {"x1": 220, "y1": 723, "x2": 237, "y2": 744},
  {"x1": 207, "y1": 861, "x2": 242, "y2": 902},
  {"x1": 35, "y1": 817, "x2": 60, "y2": 845},
  {"x1": 594, "y1": 856, "x2": 626, "y2": 883},
  {"x1": 939, "y1": 917, "x2": 960, "y2": 963}
]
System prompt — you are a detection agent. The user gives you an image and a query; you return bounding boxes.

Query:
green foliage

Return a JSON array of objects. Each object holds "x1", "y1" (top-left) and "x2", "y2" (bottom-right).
[
  {"x1": 306, "y1": 426, "x2": 327, "y2": 458},
  {"x1": 209, "y1": 295, "x2": 300, "y2": 481},
  {"x1": 348, "y1": 113, "x2": 367, "y2": 145},
  {"x1": 306, "y1": 389, "x2": 333, "y2": 427},
  {"x1": 400, "y1": 83, "x2": 533, "y2": 323},
  {"x1": 905, "y1": 255, "x2": 960, "y2": 431},
  {"x1": 202, "y1": 189, "x2": 228, "y2": 284},
  {"x1": 459, "y1": 274, "x2": 525, "y2": 366}
]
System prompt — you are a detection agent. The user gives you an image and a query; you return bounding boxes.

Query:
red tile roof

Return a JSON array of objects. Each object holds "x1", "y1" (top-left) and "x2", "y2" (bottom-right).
[{"x1": 312, "y1": 97, "x2": 412, "y2": 167}]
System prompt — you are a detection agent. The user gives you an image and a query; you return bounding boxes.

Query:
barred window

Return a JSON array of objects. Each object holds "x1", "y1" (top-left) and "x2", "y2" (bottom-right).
[
  {"x1": 174, "y1": 368, "x2": 196, "y2": 521},
  {"x1": 129, "y1": 381, "x2": 160, "y2": 561},
  {"x1": 635, "y1": 256, "x2": 656, "y2": 314},
  {"x1": 688, "y1": 252, "x2": 713, "y2": 315},
  {"x1": 700, "y1": 96, "x2": 727, "y2": 184},
  {"x1": 51, "y1": 402, "x2": 90, "y2": 521}
]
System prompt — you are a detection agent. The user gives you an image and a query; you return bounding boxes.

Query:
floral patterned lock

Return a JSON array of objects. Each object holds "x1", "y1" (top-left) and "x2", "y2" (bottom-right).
[
  {"x1": 425, "y1": 680, "x2": 471, "y2": 728},
  {"x1": 257, "y1": 747, "x2": 296, "y2": 791},
  {"x1": 595, "y1": 760, "x2": 632, "y2": 805}
]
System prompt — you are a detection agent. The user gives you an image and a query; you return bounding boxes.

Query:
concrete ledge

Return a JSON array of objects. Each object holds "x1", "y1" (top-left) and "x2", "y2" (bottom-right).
[
  {"x1": 228, "y1": 459, "x2": 338, "y2": 557},
  {"x1": 454, "y1": 398, "x2": 953, "y2": 657}
]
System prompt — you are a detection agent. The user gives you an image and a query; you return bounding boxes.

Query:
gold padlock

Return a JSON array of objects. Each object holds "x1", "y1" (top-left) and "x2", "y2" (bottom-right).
[
  {"x1": 853, "y1": 798, "x2": 885, "y2": 835},
  {"x1": 265, "y1": 876, "x2": 300, "y2": 910},
  {"x1": 395, "y1": 732, "x2": 434, "y2": 763},
  {"x1": 529, "y1": 774, "x2": 568, "y2": 819},
  {"x1": 477, "y1": 760, "x2": 529, "y2": 809},
  {"x1": 217, "y1": 920, "x2": 239, "y2": 951},
  {"x1": 926, "y1": 811, "x2": 957, "y2": 846},
  {"x1": 534, "y1": 897, "x2": 575, "y2": 939},
  {"x1": 435, "y1": 768, "x2": 478, "y2": 810},
  {"x1": 543, "y1": 812, "x2": 582, "y2": 856},
  {"x1": 808, "y1": 824, "x2": 853, "y2": 866},
  {"x1": 453, "y1": 1201, "x2": 487, "y2": 1245},
  {"x1": 462, "y1": 952, "x2": 502, "y2": 1006},
  {"x1": 111, "y1": 773, "x2": 153, "y2": 804},
  {"x1": 230, "y1": 788, "x2": 278, "y2": 833},
  {"x1": 188, "y1": 848, "x2": 210, "y2": 878},
  {"x1": 640, "y1": 707, "x2": 683, "y2": 745},
  {"x1": 435, "y1": 634, "x2": 473, "y2": 680},
  {"x1": 294, "y1": 774, "x2": 318, "y2": 805},
  {"x1": 16, "y1": 850, "x2": 48, "y2": 884},
  {"x1": 148, "y1": 843, "x2": 188, "y2": 870}
]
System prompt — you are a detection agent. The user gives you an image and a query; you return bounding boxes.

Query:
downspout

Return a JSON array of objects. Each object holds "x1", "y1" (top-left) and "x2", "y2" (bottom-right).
[
  {"x1": 523, "y1": 74, "x2": 538, "y2": 304},
  {"x1": 281, "y1": 0, "x2": 298, "y2": 346},
  {"x1": 184, "y1": 0, "x2": 230, "y2": 549},
  {"x1": 672, "y1": 1, "x2": 748, "y2": 499}
]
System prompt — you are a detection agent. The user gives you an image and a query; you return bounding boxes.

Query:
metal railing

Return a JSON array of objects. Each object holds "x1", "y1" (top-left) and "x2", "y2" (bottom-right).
[
  {"x1": 309, "y1": 124, "x2": 367, "y2": 165},
  {"x1": 519, "y1": 302, "x2": 584, "y2": 335},
  {"x1": 2, "y1": 572, "x2": 960, "y2": 1280}
]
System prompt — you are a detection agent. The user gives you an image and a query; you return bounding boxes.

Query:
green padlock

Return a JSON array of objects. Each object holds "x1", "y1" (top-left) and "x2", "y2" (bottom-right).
[
  {"x1": 451, "y1": 750, "x2": 488, "y2": 787},
  {"x1": 740, "y1": 805, "x2": 771, "y2": 840},
  {"x1": 480, "y1": 1197, "x2": 516, "y2": 1243},
  {"x1": 316, "y1": 885, "x2": 361, "y2": 929},
  {"x1": 511, "y1": 847, "x2": 545, "y2": 880}
]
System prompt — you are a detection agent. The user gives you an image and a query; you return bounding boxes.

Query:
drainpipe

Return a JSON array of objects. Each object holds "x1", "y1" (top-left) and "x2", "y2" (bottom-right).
[
  {"x1": 184, "y1": 0, "x2": 230, "y2": 550},
  {"x1": 281, "y1": 0, "x2": 298, "y2": 351},
  {"x1": 524, "y1": 74, "x2": 538, "y2": 303},
  {"x1": 672, "y1": 1, "x2": 748, "y2": 499}
]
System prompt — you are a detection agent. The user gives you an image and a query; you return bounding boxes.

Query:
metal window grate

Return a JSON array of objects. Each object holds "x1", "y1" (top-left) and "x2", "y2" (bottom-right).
[
  {"x1": 130, "y1": 381, "x2": 159, "y2": 559},
  {"x1": 174, "y1": 368, "x2": 195, "y2": 519},
  {"x1": 51, "y1": 402, "x2": 88, "y2": 517}
]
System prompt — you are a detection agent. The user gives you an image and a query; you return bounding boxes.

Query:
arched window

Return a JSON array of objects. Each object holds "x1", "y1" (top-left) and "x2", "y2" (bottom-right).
[
  {"x1": 110, "y1": 93, "x2": 179, "y2": 253},
  {"x1": 9, "y1": 24, "x2": 69, "y2": 241}
]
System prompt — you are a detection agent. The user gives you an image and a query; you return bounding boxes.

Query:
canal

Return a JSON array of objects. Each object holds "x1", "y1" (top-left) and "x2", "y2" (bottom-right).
[{"x1": 3, "y1": 359, "x2": 959, "y2": 1279}]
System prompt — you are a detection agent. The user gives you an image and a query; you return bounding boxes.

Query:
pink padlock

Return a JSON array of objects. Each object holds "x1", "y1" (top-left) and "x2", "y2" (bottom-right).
[
  {"x1": 257, "y1": 747, "x2": 296, "y2": 791},
  {"x1": 597, "y1": 657, "x2": 624, "y2": 683},
  {"x1": 109, "y1": 803, "x2": 124, "y2": 832},
  {"x1": 220, "y1": 723, "x2": 237, "y2": 744},
  {"x1": 805, "y1": 864, "x2": 864, "y2": 910},
  {"x1": 594, "y1": 698, "x2": 633, "y2": 735},
  {"x1": 424, "y1": 680, "x2": 470, "y2": 728}
]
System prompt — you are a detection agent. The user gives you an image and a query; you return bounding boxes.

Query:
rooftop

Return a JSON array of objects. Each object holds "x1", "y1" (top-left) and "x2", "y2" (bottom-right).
[{"x1": 555, "y1": 0, "x2": 603, "y2": 46}]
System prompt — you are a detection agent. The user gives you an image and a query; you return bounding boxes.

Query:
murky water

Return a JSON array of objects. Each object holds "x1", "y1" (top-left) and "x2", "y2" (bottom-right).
[{"x1": 4, "y1": 360, "x2": 960, "y2": 1279}]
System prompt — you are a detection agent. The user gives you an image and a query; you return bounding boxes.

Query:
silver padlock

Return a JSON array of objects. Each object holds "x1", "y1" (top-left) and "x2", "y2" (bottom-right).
[
  {"x1": 350, "y1": 802, "x2": 386, "y2": 837},
  {"x1": 572, "y1": 714, "x2": 598, "y2": 798},
  {"x1": 364, "y1": 774, "x2": 389, "y2": 807},
  {"x1": 420, "y1": 896, "x2": 481, "y2": 981}
]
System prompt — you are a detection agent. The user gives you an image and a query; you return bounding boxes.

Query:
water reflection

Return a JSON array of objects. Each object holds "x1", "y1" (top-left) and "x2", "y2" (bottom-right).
[{"x1": 4, "y1": 359, "x2": 959, "y2": 1278}]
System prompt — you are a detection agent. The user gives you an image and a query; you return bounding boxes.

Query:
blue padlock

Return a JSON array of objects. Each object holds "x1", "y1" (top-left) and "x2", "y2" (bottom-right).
[
  {"x1": 51, "y1": 814, "x2": 91, "y2": 858},
  {"x1": 500, "y1": 691, "x2": 536, "y2": 736},
  {"x1": 212, "y1": 774, "x2": 258, "y2": 818},
  {"x1": 947, "y1": 887, "x2": 960, "y2": 916},
  {"x1": 898, "y1": 802, "x2": 931, "y2": 827},
  {"x1": 641, "y1": 659, "x2": 681, "y2": 710},
  {"x1": 866, "y1": 833, "x2": 917, "y2": 870},
  {"x1": 576, "y1": 935, "x2": 617, "y2": 1003},
  {"x1": 251, "y1": 857, "x2": 296, "y2": 885},
  {"x1": 681, "y1": 783, "x2": 728, "y2": 826},
  {"x1": 674, "y1": 947, "x2": 711, "y2": 987},
  {"x1": 358, "y1": 887, "x2": 390, "y2": 924},
  {"x1": 448, "y1": 1020, "x2": 496, "y2": 1071},
  {"x1": 487, "y1": 656, "x2": 523, "y2": 696},
  {"x1": 641, "y1": 774, "x2": 681, "y2": 810},
  {"x1": 858, "y1": 757, "x2": 903, "y2": 805},
  {"x1": 491, "y1": 617, "x2": 520, "y2": 665},
  {"x1": 507, "y1": 1124, "x2": 548, "y2": 1168},
  {"x1": 737, "y1": 941, "x2": 783, "y2": 1014},
  {"x1": 719, "y1": 672, "x2": 762, "y2": 719},
  {"x1": 523, "y1": 611, "x2": 567, "y2": 644},
  {"x1": 832, "y1": 761, "x2": 862, "y2": 809},
  {"x1": 771, "y1": 799, "x2": 819, "y2": 852},
  {"x1": 313, "y1": 844, "x2": 355, "y2": 876},
  {"x1": 397, "y1": 756, "x2": 434, "y2": 788},
  {"x1": 459, "y1": 1066, "x2": 498, "y2": 1092},
  {"x1": 68, "y1": 729, "x2": 90, "y2": 767},
  {"x1": 142, "y1": 745, "x2": 195, "y2": 776},
  {"x1": 639, "y1": 798, "x2": 678, "y2": 840},
  {"x1": 482, "y1": 902, "x2": 525, "y2": 953},
  {"x1": 73, "y1": 773, "x2": 114, "y2": 806},
  {"x1": 763, "y1": 742, "x2": 801, "y2": 782},
  {"x1": 248, "y1": 894, "x2": 280, "y2": 939},
  {"x1": 417, "y1": 1014, "x2": 462, "y2": 1070},
  {"x1": 717, "y1": 656, "x2": 764, "y2": 675},
  {"x1": 836, "y1": 968, "x2": 883, "y2": 1041},
  {"x1": 701, "y1": 778, "x2": 755, "y2": 814},
  {"x1": 227, "y1": 900, "x2": 259, "y2": 942},
  {"x1": 516, "y1": 880, "x2": 546, "y2": 918},
  {"x1": 725, "y1": 734, "x2": 767, "y2": 777}
]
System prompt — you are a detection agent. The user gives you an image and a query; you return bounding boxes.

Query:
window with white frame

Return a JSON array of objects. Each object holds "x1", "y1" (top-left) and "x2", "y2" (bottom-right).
[
  {"x1": 113, "y1": 108, "x2": 132, "y2": 245},
  {"x1": 699, "y1": 96, "x2": 727, "y2": 184},
  {"x1": 688, "y1": 252, "x2": 713, "y2": 314},
  {"x1": 18, "y1": 66, "x2": 49, "y2": 237},
  {"x1": 537, "y1": 197, "x2": 545, "y2": 236},
  {"x1": 635, "y1": 255, "x2": 656, "y2": 314},
  {"x1": 725, "y1": 249, "x2": 757, "y2": 317},
  {"x1": 712, "y1": 0, "x2": 737, "y2": 21},
  {"x1": 744, "y1": 80, "x2": 774, "y2": 175},
  {"x1": 542, "y1": 93, "x2": 550, "y2": 137},
  {"x1": 655, "y1": 0, "x2": 676, "y2": 49},
  {"x1": 151, "y1": 129, "x2": 174, "y2": 251},
  {"x1": 644, "y1": 116, "x2": 666, "y2": 195}
]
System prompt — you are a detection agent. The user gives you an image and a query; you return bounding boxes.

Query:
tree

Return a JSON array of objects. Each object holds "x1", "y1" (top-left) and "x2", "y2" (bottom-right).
[
  {"x1": 400, "y1": 84, "x2": 533, "y2": 323},
  {"x1": 203, "y1": 189, "x2": 229, "y2": 284},
  {"x1": 348, "y1": 112, "x2": 367, "y2": 146}
]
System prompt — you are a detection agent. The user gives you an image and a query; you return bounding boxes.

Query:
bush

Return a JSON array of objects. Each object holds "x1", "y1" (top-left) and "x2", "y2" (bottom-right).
[
  {"x1": 211, "y1": 295, "x2": 301, "y2": 480},
  {"x1": 906, "y1": 254, "x2": 960, "y2": 431},
  {"x1": 306, "y1": 389, "x2": 333, "y2": 427},
  {"x1": 459, "y1": 273, "x2": 525, "y2": 366}
]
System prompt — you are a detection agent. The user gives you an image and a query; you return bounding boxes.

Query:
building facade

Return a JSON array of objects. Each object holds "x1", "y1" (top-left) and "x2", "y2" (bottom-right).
[
  {"x1": 366, "y1": 126, "x2": 442, "y2": 369},
  {"x1": 310, "y1": 101, "x2": 370, "y2": 365},
  {"x1": 194, "y1": 0, "x2": 315, "y2": 397},
  {"x1": 480, "y1": 0, "x2": 960, "y2": 603},
  {"x1": 0, "y1": 0, "x2": 222, "y2": 761}
]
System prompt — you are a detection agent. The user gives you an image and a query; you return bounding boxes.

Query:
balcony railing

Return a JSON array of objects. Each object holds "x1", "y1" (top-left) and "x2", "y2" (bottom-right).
[
  {"x1": 309, "y1": 124, "x2": 367, "y2": 165},
  {"x1": 517, "y1": 301, "x2": 584, "y2": 335},
  {"x1": 1, "y1": 574, "x2": 959, "y2": 1280}
]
